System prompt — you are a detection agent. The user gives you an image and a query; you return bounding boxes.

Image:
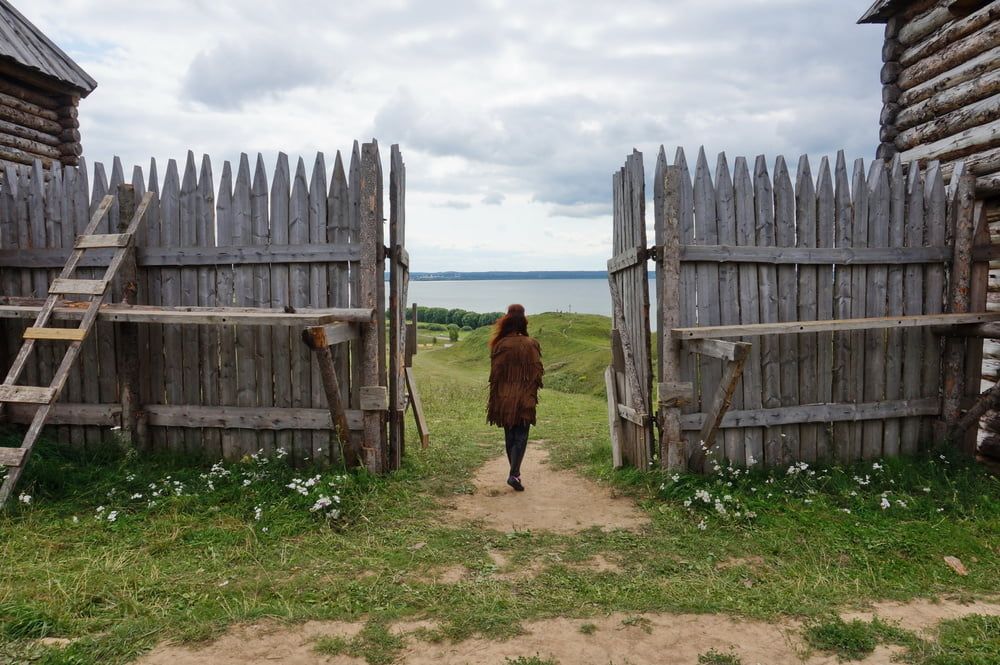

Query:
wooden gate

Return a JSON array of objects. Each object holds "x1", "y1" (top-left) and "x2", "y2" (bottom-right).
[{"x1": 608, "y1": 146, "x2": 990, "y2": 471}]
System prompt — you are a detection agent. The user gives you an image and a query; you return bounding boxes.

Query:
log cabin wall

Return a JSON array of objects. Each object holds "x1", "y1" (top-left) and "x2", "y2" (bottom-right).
[
  {"x1": 863, "y1": 0, "x2": 1000, "y2": 459},
  {"x1": 0, "y1": 70, "x2": 83, "y2": 172}
]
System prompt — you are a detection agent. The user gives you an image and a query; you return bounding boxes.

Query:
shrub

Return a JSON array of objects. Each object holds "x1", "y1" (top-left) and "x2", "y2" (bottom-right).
[
  {"x1": 447, "y1": 324, "x2": 460, "y2": 342},
  {"x1": 461, "y1": 326, "x2": 473, "y2": 332}
]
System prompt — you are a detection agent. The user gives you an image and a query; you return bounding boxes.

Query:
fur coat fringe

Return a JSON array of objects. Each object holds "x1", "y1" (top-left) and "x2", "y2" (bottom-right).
[{"x1": 487, "y1": 334, "x2": 544, "y2": 427}]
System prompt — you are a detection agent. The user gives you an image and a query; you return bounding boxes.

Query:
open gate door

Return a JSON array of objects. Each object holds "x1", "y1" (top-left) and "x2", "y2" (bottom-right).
[
  {"x1": 388, "y1": 145, "x2": 408, "y2": 470},
  {"x1": 606, "y1": 150, "x2": 654, "y2": 468}
]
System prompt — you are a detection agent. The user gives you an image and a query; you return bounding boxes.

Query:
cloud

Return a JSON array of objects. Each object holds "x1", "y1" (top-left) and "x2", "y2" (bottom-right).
[
  {"x1": 481, "y1": 192, "x2": 505, "y2": 205},
  {"x1": 432, "y1": 200, "x2": 472, "y2": 209},
  {"x1": 181, "y1": 41, "x2": 332, "y2": 110}
]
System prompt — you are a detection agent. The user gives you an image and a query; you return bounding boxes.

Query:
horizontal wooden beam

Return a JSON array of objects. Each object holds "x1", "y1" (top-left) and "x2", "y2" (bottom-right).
[
  {"x1": 971, "y1": 243, "x2": 1000, "y2": 261},
  {"x1": 679, "y1": 398, "x2": 940, "y2": 430},
  {"x1": 683, "y1": 338, "x2": 751, "y2": 361},
  {"x1": 0, "y1": 447, "x2": 26, "y2": 467},
  {"x1": 301, "y1": 322, "x2": 360, "y2": 348},
  {"x1": 937, "y1": 322, "x2": 1000, "y2": 337},
  {"x1": 0, "y1": 300, "x2": 375, "y2": 326},
  {"x1": 617, "y1": 403, "x2": 646, "y2": 426},
  {"x1": 658, "y1": 381, "x2": 695, "y2": 407},
  {"x1": 0, "y1": 242, "x2": 360, "y2": 269},
  {"x1": 607, "y1": 246, "x2": 649, "y2": 273},
  {"x1": 679, "y1": 244, "x2": 951, "y2": 265},
  {"x1": 672, "y1": 312, "x2": 1000, "y2": 340},
  {"x1": 4, "y1": 403, "x2": 364, "y2": 431}
]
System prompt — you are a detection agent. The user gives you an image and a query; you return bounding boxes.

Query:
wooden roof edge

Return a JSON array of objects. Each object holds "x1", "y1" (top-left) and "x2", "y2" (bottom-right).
[{"x1": 858, "y1": 0, "x2": 916, "y2": 23}]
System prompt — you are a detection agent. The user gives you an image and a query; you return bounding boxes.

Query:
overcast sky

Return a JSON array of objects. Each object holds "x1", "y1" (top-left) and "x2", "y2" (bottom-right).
[{"x1": 27, "y1": 0, "x2": 885, "y2": 272}]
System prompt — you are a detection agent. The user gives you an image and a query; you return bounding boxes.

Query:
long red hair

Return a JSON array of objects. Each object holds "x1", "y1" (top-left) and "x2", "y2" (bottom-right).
[{"x1": 489, "y1": 304, "x2": 528, "y2": 350}]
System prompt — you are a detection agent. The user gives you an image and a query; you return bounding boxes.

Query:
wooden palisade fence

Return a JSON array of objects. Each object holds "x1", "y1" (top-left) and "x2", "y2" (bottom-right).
[
  {"x1": 0, "y1": 140, "x2": 412, "y2": 476},
  {"x1": 608, "y1": 146, "x2": 991, "y2": 471}
]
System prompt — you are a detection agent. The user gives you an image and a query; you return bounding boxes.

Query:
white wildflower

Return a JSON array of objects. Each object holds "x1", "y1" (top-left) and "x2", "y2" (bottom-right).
[
  {"x1": 254, "y1": 505, "x2": 263, "y2": 521},
  {"x1": 310, "y1": 496, "x2": 333, "y2": 512},
  {"x1": 880, "y1": 497, "x2": 891, "y2": 510},
  {"x1": 106, "y1": 511, "x2": 118, "y2": 522},
  {"x1": 17, "y1": 493, "x2": 31, "y2": 505},
  {"x1": 922, "y1": 487, "x2": 931, "y2": 493},
  {"x1": 872, "y1": 462, "x2": 883, "y2": 470},
  {"x1": 697, "y1": 519, "x2": 707, "y2": 531}
]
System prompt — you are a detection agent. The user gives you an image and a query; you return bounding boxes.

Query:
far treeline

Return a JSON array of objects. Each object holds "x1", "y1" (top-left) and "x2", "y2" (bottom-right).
[{"x1": 405, "y1": 306, "x2": 503, "y2": 330}]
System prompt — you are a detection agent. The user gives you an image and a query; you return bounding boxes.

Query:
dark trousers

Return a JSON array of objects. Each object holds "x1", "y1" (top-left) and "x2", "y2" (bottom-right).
[{"x1": 504, "y1": 423, "x2": 530, "y2": 478}]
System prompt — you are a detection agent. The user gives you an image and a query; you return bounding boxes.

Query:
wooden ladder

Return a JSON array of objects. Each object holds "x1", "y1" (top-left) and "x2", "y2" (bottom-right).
[{"x1": 0, "y1": 191, "x2": 153, "y2": 506}]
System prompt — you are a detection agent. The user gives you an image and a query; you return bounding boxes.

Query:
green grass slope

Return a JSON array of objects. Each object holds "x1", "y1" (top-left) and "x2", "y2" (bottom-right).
[{"x1": 435, "y1": 312, "x2": 614, "y2": 396}]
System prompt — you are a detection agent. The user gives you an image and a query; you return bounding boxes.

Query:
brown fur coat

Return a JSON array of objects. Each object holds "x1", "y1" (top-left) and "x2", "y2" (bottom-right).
[{"x1": 487, "y1": 334, "x2": 544, "y2": 427}]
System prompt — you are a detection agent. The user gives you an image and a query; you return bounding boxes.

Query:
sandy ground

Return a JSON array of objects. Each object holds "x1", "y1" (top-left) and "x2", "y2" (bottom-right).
[
  {"x1": 442, "y1": 442, "x2": 649, "y2": 533},
  {"x1": 133, "y1": 598, "x2": 1000, "y2": 665}
]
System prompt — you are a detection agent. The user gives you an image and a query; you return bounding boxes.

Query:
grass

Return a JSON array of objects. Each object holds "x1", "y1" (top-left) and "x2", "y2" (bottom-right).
[
  {"x1": 803, "y1": 616, "x2": 915, "y2": 660},
  {"x1": 0, "y1": 311, "x2": 998, "y2": 664},
  {"x1": 697, "y1": 648, "x2": 743, "y2": 665}
]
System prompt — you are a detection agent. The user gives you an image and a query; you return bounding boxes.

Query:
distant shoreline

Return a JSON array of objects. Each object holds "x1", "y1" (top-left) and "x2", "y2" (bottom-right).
[{"x1": 394, "y1": 271, "x2": 613, "y2": 281}]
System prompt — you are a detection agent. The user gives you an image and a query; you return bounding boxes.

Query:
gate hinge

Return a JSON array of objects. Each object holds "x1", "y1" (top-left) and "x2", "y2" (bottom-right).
[{"x1": 647, "y1": 244, "x2": 661, "y2": 261}]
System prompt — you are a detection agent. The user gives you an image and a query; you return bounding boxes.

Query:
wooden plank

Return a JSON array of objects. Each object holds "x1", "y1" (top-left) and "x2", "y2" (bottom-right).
[
  {"x1": 605, "y1": 365, "x2": 624, "y2": 468},
  {"x1": 251, "y1": 154, "x2": 274, "y2": 457},
  {"x1": 178, "y1": 152, "x2": 202, "y2": 455},
  {"x1": 733, "y1": 156, "x2": 764, "y2": 467},
  {"x1": 680, "y1": 398, "x2": 941, "y2": 431},
  {"x1": 754, "y1": 155, "x2": 782, "y2": 466},
  {"x1": 923, "y1": 162, "x2": 949, "y2": 443},
  {"x1": 942, "y1": 171, "x2": 977, "y2": 434},
  {"x1": 348, "y1": 143, "x2": 363, "y2": 427},
  {"x1": 0, "y1": 301, "x2": 373, "y2": 325},
  {"x1": 883, "y1": 158, "x2": 907, "y2": 457},
  {"x1": 143, "y1": 405, "x2": 365, "y2": 431},
  {"x1": 328, "y1": 152, "x2": 351, "y2": 439},
  {"x1": 0, "y1": 385, "x2": 56, "y2": 403},
  {"x1": 71, "y1": 161, "x2": 99, "y2": 449},
  {"x1": 308, "y1": 153, "x2": 330, "y2": 463},
  {"x1": 75, "y1": 233, "x2": 128, "y2": 249},
  {"x1": 233, "y1": 154, "x2": 259, "y2": 458},
  {"x1": 677, "y1": 244, "x2": 951, "y2": 264},
  {"x1": 673, "y1": 312, "x2": 1000, "y2": 338},
  {"x1": 683, "y1": 338, "x2": 747, "y2": 362},
  {"x1": 901, "y1": 161, "x2": 927, "y2": 454},
  {"x1": 143, "y1": 159, "x2": 165, "y2": 452},
  {"x1": 692, "y1": 148, "x2": 722, "y2": 467},
  {"x1": 0, "y1": 447, "x2": 26, "y2": 467},
  {"x1": 113, "y1": 184, "x2": 145, "y2": 451},
  {"x1": 815, "y1": 156, "x2": 835, "y2": 460},
  {"x1": 302, "y1": 322, "x2": 360, "y2": 348},
  {"x1": 774, "y1": 156, "x2": 800, "y2": 463},
  {"x1": 92, "y1": 163, "x2": 118, "y2": 452},
  {"x1": 215, "y1": 160, "x2": 238, "y2": 459},
  {"x1": 963, "y1": 201, "x2": 989, "y2": 454},
  {"x1": 46, "y1": 165, "x2": 69, "y2": 444},
  {"x1": 269, "y1": 153, "x2": 293, "y2": 456},
  {"x1": 607, "y1": 245, "x2": 648, "y2": 273},
  {"x1": 196, "y1": 155, "x2": 221, "y2": 459},
  {"x1": 303, "y1": 328, "x2": 358, "y2": 467},
  {"x1": 674, "y1": 148, "x2": 699, "y2": 466},
  {"x1": 405, "y1": 367, "x2": 429, "y2": 449},
  {"x1": 714, "y1": 153, "x2": 744, "y2": 466},
  {"x1": 848, "y1": 158, "x2": 870, "y2": 462},
  {"x1": 611, "y1": 169, "x2": 634, "y2": 466},
  {"x1": 288, "y1": 157, "x2": 311, "y2": 462},
  {"x1": 359, "y1": 142, "x2": 385, "y2": 473},
  {"x1": 388, "y1": 145, "x2": 404, "y2": 470},
  {"x1": 159, "y1": 159, "x2": 184, "y2": 454},
  {"x1": 27, "y1": 161, "x2": 50, "y2": 392},
  {"x1": 22, "y1": 326, "x2": 85, "y2": 341},
  {"x1": 5, "y1": 402, "x2": 120, "y2": 427},
  {"x1": 658, "y1": 381, "x2": 695, "y2": 406},
  {"x1": 617, "y1": 403, "x2": 645, "y2": 426},
  {"x1": 48, "y1": 278, "x2": 105, "y2": 295},
  {"x1": 360, "y1": 385, "x2": 388, "y2": 411},
  {"x1": 795, "y1": 155, "x2": 819, "y2": 464}
]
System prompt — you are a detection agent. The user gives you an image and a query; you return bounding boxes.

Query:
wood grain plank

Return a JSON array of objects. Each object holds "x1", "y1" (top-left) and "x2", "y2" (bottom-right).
[
  {"x1": 848, "y1": 158, "x2": 870, "y2": 462},
  {"x1": 197, "y1": 155, "x2": 221, "y2": 459},
  {"x1": 754, "y1": 155, "x2": 782, "y2": 466},
  {"x1": 815, "y1": 156, "x2": 835, "y2": 461},
  {"x1": 329, "y1": 152, "x2": 351, "y2": 445},
  {"x1": 863, "y1": 161, "x2": 890, "y2": 459},
  {"x1": 270, "y1": 153, "x2": 293, "y2": 459},
  {"x1": 215, "y1": 161, "x2": 238, "y2": 459},
  {"x1": 795, "y1": 155, "x2": 818, "y2": 463},
  {"x1": 143, "y1": 159, "x2": 165, "y2": 452},
  {"x1": 178, "y1": 152, "x2": 202, "y2": 454},
  {"x1": 774, "y1": 156, "x2": 800, "y2": 464},
  {"x1": 674, "y1": 148, "x2": 698, "y2": 465},
  {"x1": 308, "y1": 153, "x2": 330, "y2": 463},
  {"x1": 251, "y1": 154, "x2": 275, "y2": 457},
  {"x1": 901, "y1": 161, "x2": 927, "y2": 454},
  {"x1": 922, "y1": 162, "x2": 947, "y2": 444},
  {"x1": 883, "y1": 157, "x2": 907, "y2": 457},
  {"x1": 233, "y1": 154, "x2": 258, "y2": 458},
  {"x1": 289, "y1": 157, "x2": 312, "y2": 463}
]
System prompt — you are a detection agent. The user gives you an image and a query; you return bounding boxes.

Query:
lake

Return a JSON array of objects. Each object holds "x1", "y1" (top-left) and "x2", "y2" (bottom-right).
[{"x1": 400, "y1": 278, "x2": 658, "y2": 325}]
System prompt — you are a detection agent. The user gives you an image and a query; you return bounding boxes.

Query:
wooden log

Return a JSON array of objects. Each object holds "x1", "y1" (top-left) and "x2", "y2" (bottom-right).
[
  {"x1": 0, "y1": 145, "x2": 54, "y2": 169},
  {"x1": 405, "y1": 367, "x2": 429, "y2": 449},
  {"x1": 683, "y1": 338, "x2": 746, "y2": 361},
  {"x1": 899, "y1": 45, "x2": 1000, "y2": 108},
  {"x1": 895, "y1": 92, "x2": 1000, "y2": 151},
  {"x1": 0, "y1": 118, "x2": 60, "y2": 147},
  {"x1": 680, "y1": 398, "x2": 941, "y2": 431},
  {"x1": 58, "y1": 143, "x2": 82, "y2": 157},
  {"x1": 941, "y1": 172, "x2": 977, "y2": 436},
  {"x1": 0, "y1": 101, "x2": 62, "y2": 135},
  {"x1": 896, "y1": 69, "x2": 1000, "y2": 132},
  {"x1": 0, "y1": 78, "x2": 60, "y2": 109},
  {"x1": 359, "y1": 141, "x2": 385, "y2": 474},
  {"x1": 142, "y1": 405, "x2": 364, "y2": 431},
  {"x1": 898, "y1": 118, "x2": 1000, "y2": 166},
  {"x1": 303, "y1": 327, "x2": 359, "y2": 467},
  {"x1": 689, "y1": 343, "x2": 750, "y2": 470},
  {"x1": 0, "y1": 90, "x2": 59, "y2": 121},
  {"x1": 655, "y1": 148, "x2": 686, "y2": 469},
  {"x1": 900, "y1": 2, "x2": 1000, "y2": 68},
  {"x1": 348, "y1": 143, "x2": 363, "y2": 425},
  {"x1": 58, "y1": 116, "x2": 78, "y2": 130},
  {"x1": 60, "y1": 128, "x2": 81, "y2": 144},
  {"x1": 897, "y1": 20, "x2": 1000, "y2": 91},
  {"x1": 898, "y1": 4, "x2": 955, "y2": 47}
]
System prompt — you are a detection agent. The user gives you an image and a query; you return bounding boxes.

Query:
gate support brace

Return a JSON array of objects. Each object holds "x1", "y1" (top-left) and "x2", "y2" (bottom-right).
[
  {"x1": 687, "y1": 339, "x2": 751, "y2": 470},
  {"x1": 303, "y1": 324, "x2": 363, "y2": 467}
]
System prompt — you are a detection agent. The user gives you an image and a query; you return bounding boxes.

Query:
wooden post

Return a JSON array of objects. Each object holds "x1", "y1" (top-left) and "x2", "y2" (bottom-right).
[
  {"x1": 941, "y1": 171, "x2": 976, "y2": 438},
  {"x1": 405, "y1": 303, "x2": 417, "y2": 366},
  {"x1": 114, "y1": 183, "x2": 146, "y2": 450},
  {"x1": 655, "y1": 152, "x2": 686, "y2": 470},
  {"x1": 962, "y1": 202, "x2": 989, "y2": 454},
  {"x1": 302, "y1": 327, "x2": 358, "y2": 467},
  {"x1": 405, "y1": 367, "x2": 429, "y2": 448},
  {"x1": 359, "y1": 141, "x2": 385, "y2": 474},
  {"x1": 604, "y1": 365, "x2": 624, "y2": 468},
  {"x1": 688, "y1": 342, "x2": 751, "y2": 471}
]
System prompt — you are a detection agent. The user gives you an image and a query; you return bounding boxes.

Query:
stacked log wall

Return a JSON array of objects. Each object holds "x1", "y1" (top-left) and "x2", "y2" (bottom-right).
[{"x1": 0, "y1": 73, "x2": 82, "y2": 172}]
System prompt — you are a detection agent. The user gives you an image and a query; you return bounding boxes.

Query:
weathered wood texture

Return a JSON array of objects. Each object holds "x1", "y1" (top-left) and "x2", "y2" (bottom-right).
[
  {"x1": 0, "y1": 75, "x2": 83, "y2": 172},
  {"x1": 0, "y1": 147, "x2": 401, "y2": 465},
  {"x1": 648, "y1": 147, "x2": 957, "y2": 469},
  {"x1": 609, "y1": 150, "x2": 653, "y2": 469}
]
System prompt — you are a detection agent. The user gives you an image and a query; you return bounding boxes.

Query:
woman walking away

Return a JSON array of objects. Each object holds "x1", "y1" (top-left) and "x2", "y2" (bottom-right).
[{"x1": 487, "y1": 304, "x2": 544, "y2": 492}]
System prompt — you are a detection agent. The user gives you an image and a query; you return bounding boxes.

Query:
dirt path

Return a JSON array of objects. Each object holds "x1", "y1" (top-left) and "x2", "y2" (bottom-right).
[
  {"x1": 135, "y1": 598, "x2": 1000, "y2": 665},
  {"x1": 441, "y1": 441, "x2": 648, "y2": 533}
]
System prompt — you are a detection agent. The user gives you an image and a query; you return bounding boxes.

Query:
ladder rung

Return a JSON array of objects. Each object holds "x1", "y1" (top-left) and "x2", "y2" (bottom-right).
[
  {"x1": 49, "y1": 278, "x2": 107, "y2": 296},
  {"x1": 0, "y1": 447, "x2": 26, "y2": 467},
  {"x1": 75, "y1": 233, "x2": 130, "y2": 249},
  {"x1": 0, "y1": 385, "x2": 56, "y2": 404},
  {"x1": 23, "y1": 327, "x2": 87, "y2": 341}
]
